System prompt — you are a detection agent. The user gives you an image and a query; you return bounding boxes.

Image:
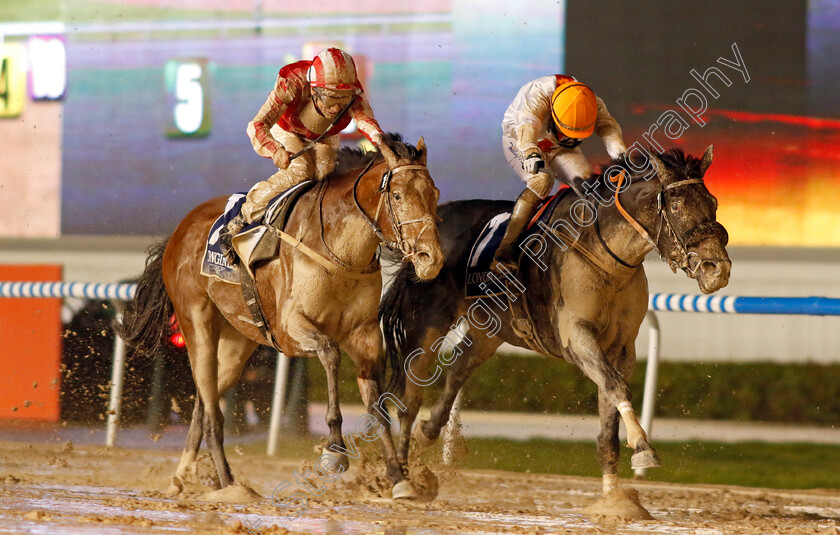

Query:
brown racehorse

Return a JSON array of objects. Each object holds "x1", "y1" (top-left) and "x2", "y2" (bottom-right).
[
  {"x1": 379, "y1": 147, "x2": 731, "y2": 508},
  {"x1": 118, "y1": 135, "x2": 443, "y2": 501}
]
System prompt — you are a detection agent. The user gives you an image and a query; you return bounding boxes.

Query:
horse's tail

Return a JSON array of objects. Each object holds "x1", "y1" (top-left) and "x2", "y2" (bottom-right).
[
  {"x1": 114, "y1": 240, "x2": 174, "y2": 357},
  {"x1": 379, "y1": 263, "x2": 418, "y2": 396}
]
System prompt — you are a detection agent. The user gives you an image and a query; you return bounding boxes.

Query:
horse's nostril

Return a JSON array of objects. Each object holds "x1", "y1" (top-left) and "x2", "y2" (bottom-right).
[
  {"x1": 700, "y1": 260, "x2": 730, "y2": 279},
  {"x1": 700, "y1": 261, "x2": 719, "y2": 276},
  {"x1": 415, "y1": 251, "x2": 433, "y2": 264}
]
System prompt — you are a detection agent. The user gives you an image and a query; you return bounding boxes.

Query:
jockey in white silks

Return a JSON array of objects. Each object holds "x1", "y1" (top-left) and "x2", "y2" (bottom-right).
[{"x1": 494, "y1": 75, "x2": 627, "y2": 271}]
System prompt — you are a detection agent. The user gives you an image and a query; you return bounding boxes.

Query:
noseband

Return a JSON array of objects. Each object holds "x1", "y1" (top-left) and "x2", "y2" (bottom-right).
[{"x1": 353, "y1": 159, "x2": 434, "y2": 258}]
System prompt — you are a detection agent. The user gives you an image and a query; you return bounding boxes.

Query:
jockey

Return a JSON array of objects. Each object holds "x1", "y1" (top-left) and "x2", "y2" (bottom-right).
[
  {"x1": 493, "y1": 75, "x2": 627, "y2": 271},
  {"x1": 220, "y1": 48, "x2": 385, "y2": 259}
]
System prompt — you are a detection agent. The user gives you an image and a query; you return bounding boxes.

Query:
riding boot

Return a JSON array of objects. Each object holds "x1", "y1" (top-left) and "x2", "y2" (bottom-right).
[
  {"x1": 219, "y1": 214, "x2": 246, "y2": 265},
  {"x1": 493, "y1": 188, "x2": 541, "y2": 272}
]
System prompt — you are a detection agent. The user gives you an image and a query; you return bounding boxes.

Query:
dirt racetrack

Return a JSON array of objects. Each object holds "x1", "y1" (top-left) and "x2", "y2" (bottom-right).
[{"x1": 1, "y1": 440, "x2": 839, "y2": 535}]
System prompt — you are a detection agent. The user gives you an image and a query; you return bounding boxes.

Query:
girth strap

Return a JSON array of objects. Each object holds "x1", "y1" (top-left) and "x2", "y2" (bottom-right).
[
  {"x1": 238, "y1": 264, "x2": 283, "y2": 350},
  {"x1": 501, "y1": 265, "x2": 562, "y2": 359}
]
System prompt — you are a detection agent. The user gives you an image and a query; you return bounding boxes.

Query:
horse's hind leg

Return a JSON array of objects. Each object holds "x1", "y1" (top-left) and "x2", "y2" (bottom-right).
[
  {"x1": 167, "y1": 388, "x2": 204, "y2": 494},
  {"x1": 179, "y1": 309, "x2": 235, "y2": 489}
]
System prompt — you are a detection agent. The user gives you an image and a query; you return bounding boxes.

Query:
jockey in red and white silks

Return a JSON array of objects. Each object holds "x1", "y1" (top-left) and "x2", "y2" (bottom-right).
[{"x1": 239, "y1": 48, "x2": 385, "y2": 225}]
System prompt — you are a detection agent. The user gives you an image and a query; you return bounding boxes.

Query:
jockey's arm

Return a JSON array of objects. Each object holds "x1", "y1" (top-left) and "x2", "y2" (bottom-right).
[
  {"x1": 513, "y1": 80, "x2": 554, "y2": 158},
  {"x1": 594, "y1": 97, "x2": 627, "y2": 160},
  {"x1": 349, "y1": 95, "x2": 385, "y2": 146},
  {"x1": 246, "y1": 75, "x2": 297, "y2": 163}
]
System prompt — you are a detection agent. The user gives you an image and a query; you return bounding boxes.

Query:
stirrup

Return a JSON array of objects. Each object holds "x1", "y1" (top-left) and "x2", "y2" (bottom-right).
[
  {"x1": 219, "y1": 218, "x2": 244, "y2": 265},
  {"x1": 219, "y1": 234, "x2": 239, "y2": 265}
]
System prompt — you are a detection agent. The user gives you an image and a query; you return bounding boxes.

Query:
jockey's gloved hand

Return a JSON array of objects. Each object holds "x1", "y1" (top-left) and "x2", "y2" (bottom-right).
[
  {"x1": 523, "y1": 149, "x2": 545, "y2": 175},
  {"x1": 272, "y1": 146, "x2": 291, "y2": 169}
]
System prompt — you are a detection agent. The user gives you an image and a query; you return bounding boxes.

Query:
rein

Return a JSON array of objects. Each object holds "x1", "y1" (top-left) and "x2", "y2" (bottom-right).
[{"x1": 353, "y1": 159, "x2": 433, "y2": 258}]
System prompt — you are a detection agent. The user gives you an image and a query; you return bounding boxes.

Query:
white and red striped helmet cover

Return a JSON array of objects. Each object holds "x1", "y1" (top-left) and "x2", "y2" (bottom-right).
[{"x1": 307, "y1": 48, "x2": 362, "y2": 91}]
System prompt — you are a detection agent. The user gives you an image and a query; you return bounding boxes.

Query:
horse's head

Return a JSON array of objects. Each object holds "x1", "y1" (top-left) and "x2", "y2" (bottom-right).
[
  {"x1": 373, "y1": 135, "x2": 443, "y2": 280},
  {"x1": 647, "y1": 146, "x2": 731, "y2": 294}
]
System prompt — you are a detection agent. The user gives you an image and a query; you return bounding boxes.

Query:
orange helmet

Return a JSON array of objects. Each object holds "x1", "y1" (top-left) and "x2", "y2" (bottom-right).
[
  {"x1": 551, "y1": 81, "x2": 597, "y2": 139},
  {"x1": 307, "y1": 48, "x2": 362, "y2": 92}
]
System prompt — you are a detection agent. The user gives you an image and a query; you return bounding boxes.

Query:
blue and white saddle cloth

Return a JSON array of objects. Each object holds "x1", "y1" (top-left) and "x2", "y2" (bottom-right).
[
  {"x1": 201, "y1": 181, "x2": 314, "y2": 284},
  {"x1": 464, "y1": 189, "x2": 568, "y2": 299}
]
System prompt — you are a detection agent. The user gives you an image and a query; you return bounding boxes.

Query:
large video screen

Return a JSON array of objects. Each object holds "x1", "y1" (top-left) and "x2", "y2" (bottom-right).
[
  {"x1": 53, "y1": 0, "x2": 563, "y2": 234},
  {"x1": 1, "y1": 0, "x2": 838, "y2": 247}
]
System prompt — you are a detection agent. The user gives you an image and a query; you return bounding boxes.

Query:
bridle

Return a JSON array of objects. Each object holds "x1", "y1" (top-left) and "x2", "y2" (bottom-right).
[
  {"x1": 602, "y1": 170, "x2": 726, "y2": 278},
  {"x1": 353, "y1": 158, "x2": 435, "y2": 258}
]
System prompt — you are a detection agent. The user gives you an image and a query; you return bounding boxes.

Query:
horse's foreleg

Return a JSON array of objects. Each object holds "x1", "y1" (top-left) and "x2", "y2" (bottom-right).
[
  {"x1": 596, "y1": 390, "x2": 621, "y2": 494},
  {"x1": 419, "y1": 333, "x2": 499, "y2": 446},
  {"x1": 395, "y1": 329, "x2": 443, "y2": 459},
  {"x1": 348, "y1": 323, "x2": 413, "y2": 499},
  {"x1": 317, "y1": 339, "x2": 346, "y2": 466},
  {"x1": 397, "y1": 377, "x2": 424, "y2": 465},
  {"x1": 288, "y1": 314, "x2": 348, "y2": 471},
  {"x1": 615, "y1": 343, "x2": 659, "y2": 471},
  {"x1": 567, "y1": 322, "x2": 659, "y2": 470},
  {"x1": 168, "y1": 389, "x2": 204, "y2": 494}
]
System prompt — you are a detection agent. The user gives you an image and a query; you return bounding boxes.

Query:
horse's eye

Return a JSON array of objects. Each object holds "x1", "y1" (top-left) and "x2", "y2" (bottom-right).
[
  {"x1": 670, "y1": 200, "x2": 682, "y2": 212},
  {"x1": 393, "y1": 192, "x2": 402, "y2": 201}
]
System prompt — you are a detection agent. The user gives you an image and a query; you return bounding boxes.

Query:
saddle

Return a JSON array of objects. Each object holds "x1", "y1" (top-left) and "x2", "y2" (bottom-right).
[
  {"x1": 201, "y1": 181, "x2": 315, "y2": 284},
  {"x1": 232, "y1": 181, "x2": 317, "y2": 280},
  {"x1": 463, "y1": 188, "x2": 573, "y2": 358},
  {"x1": 464, "y1": 188, "x2": 569, "y2": 299}
]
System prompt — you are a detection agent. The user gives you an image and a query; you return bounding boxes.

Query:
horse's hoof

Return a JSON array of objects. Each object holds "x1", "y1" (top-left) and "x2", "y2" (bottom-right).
[
  {"x1": 391, "y1": 479, "x2": 418, "y2": 500},
  {"x1": 165, "y1": 478, "x2": 183, "y2": 496},
  {"x1": 412, "y1": 420, "x2": 437, "y2": 450},
  {"x1": 412, "y1": 465, "x2": 440, "y2": 502},
  {"x1": 321, "y1": 446, "x2": 350, "y2": 475},
  {"x1": 631, "y1": 448, "x2": 661, "y2": 470},
  {"x1": 200, "y1": 483, "x2": 263, "y2": 503}
]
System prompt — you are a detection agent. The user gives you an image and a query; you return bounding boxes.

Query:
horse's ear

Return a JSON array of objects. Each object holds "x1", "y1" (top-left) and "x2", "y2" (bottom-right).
[
  {"x1": 379, "y1": 139, "x2": 398, "y2": 169},
  {"x1": 416, "y1": 137, "x2": 428, "y2": 166},
  {"x1": 699, "y1": 145, "x2": 714, "y2": 175},
  {"x1": 649, "y1": 153, "x2": 675, "y2": 185}
]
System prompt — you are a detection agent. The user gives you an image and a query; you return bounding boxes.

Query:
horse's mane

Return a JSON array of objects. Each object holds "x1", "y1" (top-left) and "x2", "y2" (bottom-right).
[
  {"x1": 587, "y1": 148, "x2": 702, "y2": 196},
  {"x1": 332, "y1": 133, "x2": 422, "y2": 176}
]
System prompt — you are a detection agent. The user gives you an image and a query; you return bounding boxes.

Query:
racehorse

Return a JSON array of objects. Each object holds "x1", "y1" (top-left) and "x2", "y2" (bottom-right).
[
  {"x1": 379, "y1": 147, "x2": 730, "y2": 501},
  {"x1": 118, "y1": 135, "x2": 443, "y2": 500}
]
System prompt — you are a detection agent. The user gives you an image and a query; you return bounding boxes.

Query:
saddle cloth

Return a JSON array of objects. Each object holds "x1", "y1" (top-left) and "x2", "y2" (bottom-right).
[
  {"x1": 464, "y1": 187, "x2": 568, "y2": 299},
  {"x1": 201, "y1": 181, "x2": 315, "y2": 283}
]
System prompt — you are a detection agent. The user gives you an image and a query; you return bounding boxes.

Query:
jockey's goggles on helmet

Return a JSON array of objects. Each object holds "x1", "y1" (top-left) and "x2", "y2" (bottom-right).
[{"x1": 312, "y1": 87, "x2": 355, "y2": 107}]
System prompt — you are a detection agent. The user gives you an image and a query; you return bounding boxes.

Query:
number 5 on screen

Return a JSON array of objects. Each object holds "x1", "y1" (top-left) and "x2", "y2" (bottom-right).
[{"x1": 165, "y1": 58, "x2": 212, "y2": 138}]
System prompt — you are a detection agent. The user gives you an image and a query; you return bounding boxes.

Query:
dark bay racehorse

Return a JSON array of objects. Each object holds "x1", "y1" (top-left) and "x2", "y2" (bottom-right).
[
  {"x1": 119, "y1": 136, "x2": 443, "y2": 500},
  {"x1": 380, "y1": 147, "x2": 730, "y2": 500}
]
